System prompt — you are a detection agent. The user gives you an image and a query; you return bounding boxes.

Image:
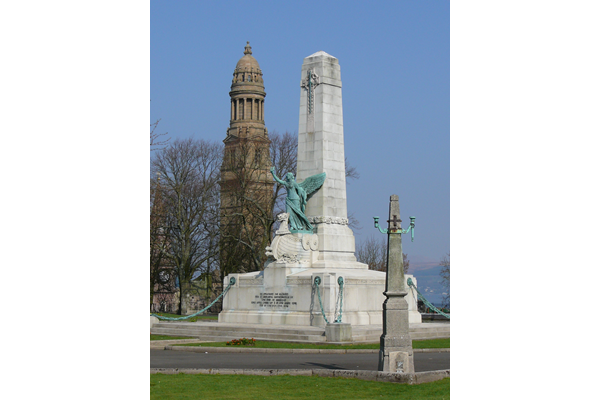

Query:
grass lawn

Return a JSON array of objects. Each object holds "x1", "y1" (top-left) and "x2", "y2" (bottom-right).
[
  {"x1": 172, "y1": 337, "x2": 449, "y2": 349},
  {"x1": 150, "y1": 374, "x2": 450, "y2": 400}
]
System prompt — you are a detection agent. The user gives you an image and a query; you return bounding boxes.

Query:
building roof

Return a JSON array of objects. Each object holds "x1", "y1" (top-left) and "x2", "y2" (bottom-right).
[{"x1": 235, "y1": 42, "x2": 261, "y2": 71}]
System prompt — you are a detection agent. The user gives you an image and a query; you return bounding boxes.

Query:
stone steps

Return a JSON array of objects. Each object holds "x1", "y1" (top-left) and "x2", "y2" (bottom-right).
[
  {"x1": 151, "y1": 321, "x2": 449, "y2": 343},
  {"x1": 152, "y1": 329, "x2": 326, "y2": 343},
  {"x1": 409, "y1": 323, "x2": 450, "y2": 340},
  {"x1": 152, "y1": 322, "x2": 327, "y2": 343}
]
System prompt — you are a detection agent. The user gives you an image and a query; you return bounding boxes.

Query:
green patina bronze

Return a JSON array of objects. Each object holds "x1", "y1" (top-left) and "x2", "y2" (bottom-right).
[
  {"x1": 270, "y1": 167, "x2": 325, "y2": 233},
  {"x1": 373, "y1": 215, "x2": 416, "y2": 241}
]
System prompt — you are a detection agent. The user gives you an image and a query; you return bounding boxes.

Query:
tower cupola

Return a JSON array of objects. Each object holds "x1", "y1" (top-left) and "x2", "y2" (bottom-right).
[{"x1": 228, "y1": 42, "x2": 267, "y2": 136}]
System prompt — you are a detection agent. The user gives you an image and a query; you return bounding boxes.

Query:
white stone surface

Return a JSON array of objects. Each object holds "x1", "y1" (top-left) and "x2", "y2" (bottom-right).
[
  {"x1": 219, "y1": 263, "x2": 422, "y2": 327},
  {"x1": 306, "y1": 50, "x2": 337, "y2": 59},
  {"x1": 296, "y1": 51, "x2": 361, "y2": 264},
  {"x1": 220, "y1": 262, "x2": 387, "y2": 327}
]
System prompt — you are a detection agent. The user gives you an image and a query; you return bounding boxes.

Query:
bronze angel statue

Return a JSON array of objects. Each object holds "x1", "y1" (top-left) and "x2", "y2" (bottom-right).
[{"x1": 270, "y1": 167, "x2": 326, "y2": 232}]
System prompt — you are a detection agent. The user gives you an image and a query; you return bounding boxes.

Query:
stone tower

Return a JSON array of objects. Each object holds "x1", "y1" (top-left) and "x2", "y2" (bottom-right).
[{"x1": 220, "y1": 42, "x2": 272, "y2": 277}]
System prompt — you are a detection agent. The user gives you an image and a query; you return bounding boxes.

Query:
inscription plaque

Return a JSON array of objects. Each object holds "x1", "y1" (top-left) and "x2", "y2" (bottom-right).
[{"x1": 251, "y1": 292, "x2": 297, "y2": 308}]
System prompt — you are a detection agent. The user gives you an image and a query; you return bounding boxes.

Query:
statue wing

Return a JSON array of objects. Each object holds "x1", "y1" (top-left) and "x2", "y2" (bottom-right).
[{"x1": 298, "y1": 172, "x2": 326, "y2": 200}]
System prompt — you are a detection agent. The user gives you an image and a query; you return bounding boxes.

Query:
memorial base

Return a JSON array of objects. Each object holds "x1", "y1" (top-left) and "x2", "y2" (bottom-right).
[{"x1": 219, "y1": 260, "x2": 421, "y2": 327}]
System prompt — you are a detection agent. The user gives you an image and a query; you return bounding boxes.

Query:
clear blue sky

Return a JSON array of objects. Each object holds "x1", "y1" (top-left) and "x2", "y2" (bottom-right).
[{"x1": 151, "y1": 0, "x2": 450, "y2": 272}]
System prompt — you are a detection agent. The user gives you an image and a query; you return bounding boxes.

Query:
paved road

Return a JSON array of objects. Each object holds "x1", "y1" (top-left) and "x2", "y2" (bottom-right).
[{"x1": 151, "y1": 349, "x2": 449, "y2": 372}]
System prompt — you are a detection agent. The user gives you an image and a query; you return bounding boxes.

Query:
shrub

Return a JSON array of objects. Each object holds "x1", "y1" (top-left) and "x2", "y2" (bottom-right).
[{"x1": 226, "y1": 338, "x2": 256, "y2": 346}]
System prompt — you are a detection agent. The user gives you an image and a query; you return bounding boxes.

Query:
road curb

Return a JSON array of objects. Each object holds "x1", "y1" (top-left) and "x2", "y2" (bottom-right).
[
  {"x1": 150, "y1": 367, "x2": 450, "y2": 384},
  {"x1": 161, "y1": 345, "x2": 449, "y2": 354}
]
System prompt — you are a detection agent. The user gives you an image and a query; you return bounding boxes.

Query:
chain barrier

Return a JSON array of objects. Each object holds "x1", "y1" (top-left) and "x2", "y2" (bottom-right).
[
  {"x1": 334, "y1": 277, "x2": 344, "y2": 323},
  {"x1": 151, "y1": 277, "x2": 236, "y2": 321},
  {"x1": 406, "y1": 278, "x2": 450, "y2": 319},
  {"x1": 313, "y1": 276, "x2": 329, "y2": 324},
  {"x1": 313, "y1": 276, "x2": 344, "y2": 324}
]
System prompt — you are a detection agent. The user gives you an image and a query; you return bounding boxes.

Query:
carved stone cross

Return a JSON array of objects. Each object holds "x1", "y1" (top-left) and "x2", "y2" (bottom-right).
[{"x1": 301, "y1": 69, "x2": 320, "y2": 115}]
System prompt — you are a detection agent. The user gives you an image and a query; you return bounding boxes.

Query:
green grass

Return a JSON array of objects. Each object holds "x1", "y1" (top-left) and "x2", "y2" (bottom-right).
[
  {"x1": 150, "y1": 374, "x2": 450, "y2": 400},
  {"x1": 173, "y1": 338, "x2": 449, "y2": 350},
  {"x1": 412, "y1": 338, "x2": 449, "y2": 349}
]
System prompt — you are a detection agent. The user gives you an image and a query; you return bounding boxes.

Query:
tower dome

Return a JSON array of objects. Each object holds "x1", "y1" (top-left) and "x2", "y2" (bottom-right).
[
  {"x1": 232, "y1": 42, "x2": 264, "y2": 87},
  {"x1": 235, "y1": 42, "x2": 261, "y2": 71},
  {"x1": 228, "y1": 42, "x2": 266, "y2": 135}
]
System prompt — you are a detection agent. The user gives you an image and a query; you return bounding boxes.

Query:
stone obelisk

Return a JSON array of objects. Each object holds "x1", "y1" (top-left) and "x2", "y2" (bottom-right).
[
  {"x1": 297, "y1": 51, "x2": 362, "y2": 268},
  {"x1": 378, "y1": 195, "x2": 414, "y2": 373}
]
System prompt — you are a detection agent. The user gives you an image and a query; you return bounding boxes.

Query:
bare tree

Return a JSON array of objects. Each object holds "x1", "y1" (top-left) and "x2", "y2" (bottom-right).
[
  {"x1": 357, "y1": 235, "x2": 387, "y2": 271},
  {"x1": 219, "y1": 135, "x2": 274, "y2": 280},
  {"x1": 345, "y1": 157, "x2": 360, "y2": 181},
  {"x1": 269, "y1": 131, "x2": 297, "y2": 216},
  {"x1": 150, "y1": 99, "x2": 170, "y2": 151},
  {"x1": 219, "y1": 130, "x2": 305, "y2": 282},
  {"x1": 150, "y1": 173, "x2": 169, "y2": 310},
  {"x1": 151, "y1": 138, "x2": 223, "y2": 314},
  {"x1": 150, "y1": 119, "x2": 170, "y2": 151},
  {"x1": 356, "y1": 235, "x2": 409, "y2": 273},
  {"x1": 344, "y1": 157, "x2": 361, "y2": 231}
]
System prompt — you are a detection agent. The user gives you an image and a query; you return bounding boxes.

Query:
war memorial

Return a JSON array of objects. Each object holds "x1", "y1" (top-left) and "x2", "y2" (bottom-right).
[
  {"x1": 151, "y1": 45, "x2": 449, "y2": 374},
  {"x1": 219, "y1": 50, "x2": 418, "y2": 330}
]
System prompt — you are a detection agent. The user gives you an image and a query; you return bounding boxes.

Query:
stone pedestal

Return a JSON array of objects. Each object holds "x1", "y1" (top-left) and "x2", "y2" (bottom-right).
[
  {"x1": 326, "y1": 323, "x2": 352, "y2": 342},
  {"x1": 378, "y1": 292, "x2": 414, "y2": 372},
  {"x1": 387, "y1": 351, "x2": 415, "y2": 374},
  {"x1": 218, "y1": 253, "x2": 387, "y2": 327}
]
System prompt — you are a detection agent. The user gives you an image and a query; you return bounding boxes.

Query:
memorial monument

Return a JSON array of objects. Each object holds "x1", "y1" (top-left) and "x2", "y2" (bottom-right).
[{"x1": 219, "y1": 50, "x2": 421, "y2": 334}]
